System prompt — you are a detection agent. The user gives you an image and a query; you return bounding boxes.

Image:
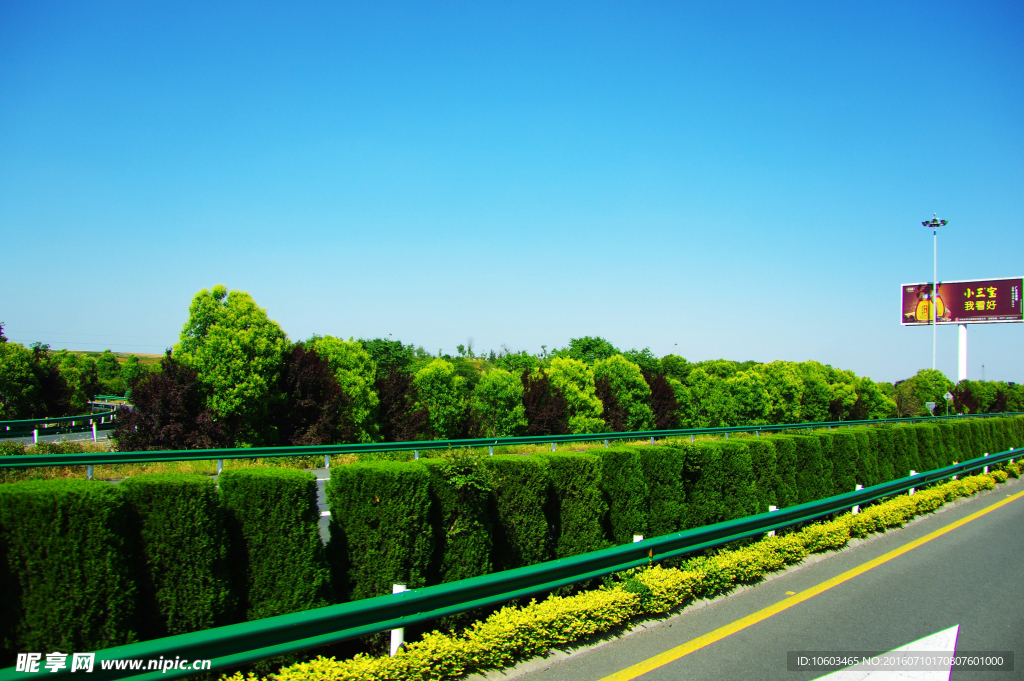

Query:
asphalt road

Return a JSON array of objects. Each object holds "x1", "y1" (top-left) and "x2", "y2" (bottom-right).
[
  {"x1": 507, "y1": 475, "x2": 1024, "y2": 681},
  {"x1": 1, "y1": 429, "x2": 112, "y2": 445}
]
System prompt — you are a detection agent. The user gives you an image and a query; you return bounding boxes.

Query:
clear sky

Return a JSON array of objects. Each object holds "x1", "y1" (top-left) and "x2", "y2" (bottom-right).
[{"x1": 2, "y1": 1, "x2": 1022, "y2": 384}]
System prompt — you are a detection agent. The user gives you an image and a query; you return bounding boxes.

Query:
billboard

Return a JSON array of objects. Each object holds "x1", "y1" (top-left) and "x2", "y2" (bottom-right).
[{"x1": 901, "y1": 277, "x2": 1023, "y2": 325}]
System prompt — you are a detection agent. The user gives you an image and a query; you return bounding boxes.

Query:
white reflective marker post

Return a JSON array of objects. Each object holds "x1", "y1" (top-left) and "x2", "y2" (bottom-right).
[
  {"x1": 909, "y1": 470, "x2": 917, "y2": 496},
  {"x1": 390, "y1": 584, "x2": 407, "y2": 656},
  {"x1": 984, "y1": 453, "x2": 989, "y2": 474},
  {"x1": 852, "y1": 484, "x2": 863, "y2": 514},
  {"x1": 633, "y1": 535, "x2": 643, "y2": 543},
  {"x1": 767, "y1": 505, "x2": 778, "y2": 537},
  {"x1": 92, "y1": 422, "x2": 97, "y2": 443}
]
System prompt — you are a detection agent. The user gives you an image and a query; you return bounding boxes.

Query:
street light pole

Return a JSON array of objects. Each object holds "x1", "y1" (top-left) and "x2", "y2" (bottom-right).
[{"x1": 922, "y1": 215, "x2": 947, "y2": 371}]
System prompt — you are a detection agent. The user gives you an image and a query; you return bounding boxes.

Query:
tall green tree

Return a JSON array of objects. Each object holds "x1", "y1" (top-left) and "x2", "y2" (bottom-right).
[
  {"x1": 50, "y1": 350, "x2": 100, "y2": 414},
  {"x1": 680, "y1": 366, "x2": 735, "y2": 428},
  {"x1": 546, "y1": 357, "x2": 604, "y2": 434},
  {"x1": 96, "y1": 350, "x2": 126, "y2": 396},
  {"x1": 554, "y1": 336, "x2": 620, "y2": 365},
  {"x1": 413, "y1": 358, "x2": 468, "y2": 439},
  {"x1": 0, "y1": 341, "x2": 38, "y2": 419},
  {"x1": 310, "y1": 335, "x2": 380, "y2": 443},
  {"x1": 725, "y1": 369, "x2": 769, "y2": 426},
  {"x1": 174, "y1": 285, "x2": 288, "y2": 445},
  {"x1": 592, "y1": 355, "x2": 654, "y2": 432},
  {"x1": 471, "y1": 369, "x2": 527, "y2": 437}
]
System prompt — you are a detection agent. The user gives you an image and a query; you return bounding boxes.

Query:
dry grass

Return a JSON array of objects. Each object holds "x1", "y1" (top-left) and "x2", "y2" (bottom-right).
[{"x1": 2, "y1": 432, "x2": 747, "y2": 484}]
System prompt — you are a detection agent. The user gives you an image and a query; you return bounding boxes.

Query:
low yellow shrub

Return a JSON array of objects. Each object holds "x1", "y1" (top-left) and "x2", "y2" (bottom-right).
[{"x1": 224, "y1": 472, "x2": 1011, "y2": 681}]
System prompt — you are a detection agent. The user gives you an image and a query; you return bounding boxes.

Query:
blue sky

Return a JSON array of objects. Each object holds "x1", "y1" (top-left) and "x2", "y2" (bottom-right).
[{"x1": 2, "y1": 1, "x2": 1022, "y2": 384}]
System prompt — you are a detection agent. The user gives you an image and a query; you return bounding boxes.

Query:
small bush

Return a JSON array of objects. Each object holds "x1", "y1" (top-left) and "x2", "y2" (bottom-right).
[
  {"x1": 120, "y1": 474, "x2": 235, "y2": 638},
  {"x1": 782, "y1": 435, "x2": 827, "y2": 503},
  {"x1": 0, "y1": 442, "x2": 26, "y2": 457},
  {"x1": 678, "y1": 441, "x2": 754, "y2": 528},
  {"x1": 0, "y1": 480, "x2": 137, "y2": 663},
  {"x1": 486, "y1": 455, "x2": 550, "y2": 570},
  {"x1": 851, "y1": 429, "x2": 877, "y2": 487},
  {"x1": 873, "y1": 427, "x2": 897, "y2": 482},
  {"x1": 327, "y1": 462, "x2": 432, "y2": 602},
  {"x1": 597, "y1": 447, "x2": 648, "y2": 545},
  {"x1": 538, "y1": 453, "x2": 607, "y2": 558},
  {"x1": 635, "y1": 444, "x2": 687, "y2": 538},
  {"x1": 829, "y1": 430, "x2": 858, "y2": 494},
  {"x1": 421, "y1": 453, "x2": 494, "y2": 586},
  {"x1": 219, "y1": 468, "x2": 331, "y2": 620},
  {"x1": 764, "y1": 435, "x2": 798, "y2": 508},
  {"x1": 744, "y1": 438, "x2": 778, "y2": 517},
  {"x1": 915, "y1": 425, "x2": 941, "y2": 472}
]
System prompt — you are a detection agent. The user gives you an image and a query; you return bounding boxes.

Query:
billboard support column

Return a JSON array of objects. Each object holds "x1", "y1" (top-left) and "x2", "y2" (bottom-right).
[
  {"x1": 922, "y1": 215, "x2": 946, "y2": 370},
  {"x1": 958, "y1": 323, "x2": 968, "y2": 383}
]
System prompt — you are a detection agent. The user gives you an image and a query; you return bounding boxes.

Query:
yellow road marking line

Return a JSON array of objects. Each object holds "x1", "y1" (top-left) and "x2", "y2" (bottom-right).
[{"x1": 597, "y1": 489, "x2": 1024, "y2": 681}]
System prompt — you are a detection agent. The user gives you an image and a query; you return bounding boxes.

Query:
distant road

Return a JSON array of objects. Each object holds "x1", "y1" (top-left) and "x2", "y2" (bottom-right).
[
  {"x1": 2, "y1": 429, "x2": 112, "y2": 445},
  {"x1": 510, "y1": 476, "x2": 1024, "y2": 681}
]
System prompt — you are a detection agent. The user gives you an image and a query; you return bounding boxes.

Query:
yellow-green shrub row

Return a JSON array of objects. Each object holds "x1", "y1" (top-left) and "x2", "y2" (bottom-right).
[{"x1": 222, "y1": 471, "x2": 1011, "y2": 681}]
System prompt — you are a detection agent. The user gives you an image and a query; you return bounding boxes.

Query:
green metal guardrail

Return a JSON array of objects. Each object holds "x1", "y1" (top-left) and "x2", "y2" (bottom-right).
[
  {"x1": 1, "y1": 445, "x2": 1018, "y2": 681},
  {"x1": 0, "y1": 411, "x2": 1019, "y2": 469},
  {"x1": 0, "y1": 411, "x2": 118, "y2": 440}
]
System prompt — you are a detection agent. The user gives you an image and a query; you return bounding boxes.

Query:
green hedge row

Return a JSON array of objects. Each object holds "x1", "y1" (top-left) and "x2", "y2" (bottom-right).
[
  {"x1": 0, "y1": 468, "x2": 328, "y2": 665},
  {"x1": 327, "y1": 416, "x2": 1022, "y2": 606},
  {"x1": 2, "y1": 416, "x2": 1021, "y2": 662}
]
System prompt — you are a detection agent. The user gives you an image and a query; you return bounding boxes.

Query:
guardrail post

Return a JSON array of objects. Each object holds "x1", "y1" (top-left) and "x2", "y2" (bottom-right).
[
  {"x1": 390, "y1": 584, "x2": 407, "y2": 655},
  {"x1": 92, "y1": 422, "x2": 97, "y2": 443},
  {"x1": 488, "y1": 446, "x2": 493, "y2": 456},
  {"x1": 413, "y1": 450, "x2": 419, "y2": 460},
  {"x1": 767, "y1": 505, "x2": 778, "y2": 536},
  {"x1": 650, "y1": 437, "x2": 655, "y2": 445},
  {"x1": 33, "y1": 429, "x2": 38, "y2": 444},
  {"x1": 725, "y1": 432, "x2": 729, "y2": 440},
  {"x1": 756, "y1": 430, "x2": 760, "y2": 437},
  {"x1": 217, "y1": 459, "x2": 224, "y2": 475},
  {"x1": 604, "y1": 440, "x2": 609, "y2": 448},
  {"x1": 551, "y1": 443, "x2": 555, "y2": 452},
  {"x1": 690, "y1": 434, "x2": 694, "y2": 443},
  {"x1": 852, "y1": 484, "x2": 863, "y2": 514},
  {"x1": 87, "y1": 465, "x2": 94, "y2": 481},
  {"x1": 952, "y1": 461, "x2": 958, "y2": 480},
  {"x1": 324, "y1": 454, "x2": 330, "y2": 469},
  {"x1": 909, "y1": 470, "x2": 917, "y2": 496},
  {"x1": 983, "y1": 453, "x2": 989, "y2": 474}
]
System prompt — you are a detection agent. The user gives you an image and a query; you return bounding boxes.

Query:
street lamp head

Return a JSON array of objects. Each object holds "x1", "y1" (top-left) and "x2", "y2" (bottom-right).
[{"x1": 922, "y1": 216, "x2": 947, "y2": 228}]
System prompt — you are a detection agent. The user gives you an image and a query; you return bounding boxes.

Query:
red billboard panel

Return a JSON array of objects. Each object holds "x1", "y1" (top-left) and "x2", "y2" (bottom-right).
[{"x1": 901, "y1": 277, "x2": 1023, "y2": 325}]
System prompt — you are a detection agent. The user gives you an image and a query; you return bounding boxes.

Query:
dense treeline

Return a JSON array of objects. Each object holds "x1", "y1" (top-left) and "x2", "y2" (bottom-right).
[
  {"x1": 0, "y1": 323, "x2": 151, "y2": 420},
  {"x1": 3, "y1": 285, "x2": 1023, "y2": 444}
]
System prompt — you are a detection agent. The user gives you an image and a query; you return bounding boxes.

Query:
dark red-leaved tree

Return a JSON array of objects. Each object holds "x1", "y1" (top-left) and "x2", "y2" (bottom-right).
[
  {"x1": 642, "y1": 371, "x2": 680, "y2": 431},
  {"x1": 374, "y1": 367, "x2": 428, "y2": 442},
  {"x1": 270, "y1": 343, "x2": 353, "y2": 445},
  {"x1": 29, "y1": 343, "x2": 73, "y2": 418},
  {"x1": 113, "y1": 351, "x2": 228, "y2": 451},
  {"x1": 521, "y1": 369, "x2": 569, "y2": 436},
  {"x1": 594, "y1": 377, "x2": 627, "y2": 433}
]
